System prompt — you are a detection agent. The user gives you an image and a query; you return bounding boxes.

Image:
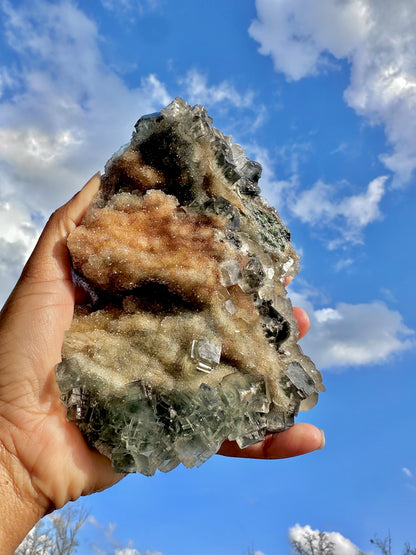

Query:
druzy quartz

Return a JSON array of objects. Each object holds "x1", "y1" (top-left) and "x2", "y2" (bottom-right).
[{"x1": 56, "y1": 98, "x2": 324, "y2": 476}]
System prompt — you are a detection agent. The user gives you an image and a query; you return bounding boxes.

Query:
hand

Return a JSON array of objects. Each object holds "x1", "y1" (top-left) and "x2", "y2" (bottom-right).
[
  {"x1": 0, "y1": 174, "x2": 323, "y2": 552},
  {"x1": 0, "y1": 174, "x2": 122, "y2": 552}
]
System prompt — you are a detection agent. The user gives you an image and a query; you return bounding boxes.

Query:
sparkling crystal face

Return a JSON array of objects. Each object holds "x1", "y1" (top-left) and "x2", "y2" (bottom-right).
[{"x1": 56, "y1": 98, "x2": 324, "y2": 475}]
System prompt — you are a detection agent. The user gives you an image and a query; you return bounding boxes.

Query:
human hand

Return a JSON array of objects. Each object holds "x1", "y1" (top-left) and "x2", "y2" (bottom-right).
[
  {"x1": 0, "y1": 173, "x2": 323, "y2": 553},
  {"x1": 0, "y1": 174, "x2": 122, "y2": 553}
]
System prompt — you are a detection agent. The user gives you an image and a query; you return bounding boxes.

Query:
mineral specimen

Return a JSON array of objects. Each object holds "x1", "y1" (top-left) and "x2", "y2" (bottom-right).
[{"x1": 56, "y1": 98, "x2": 324, "y2": 476}]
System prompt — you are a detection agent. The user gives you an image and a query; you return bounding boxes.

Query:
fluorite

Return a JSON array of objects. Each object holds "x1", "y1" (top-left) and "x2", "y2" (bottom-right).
[{"x1": 56, "y1": 98, "x2": 324, "y2": 476}]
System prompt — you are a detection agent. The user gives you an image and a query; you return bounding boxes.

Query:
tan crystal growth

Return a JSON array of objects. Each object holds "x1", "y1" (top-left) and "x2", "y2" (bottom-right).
[{"x1": 68, "y1": 190, "x2": 225, "y2": 304}]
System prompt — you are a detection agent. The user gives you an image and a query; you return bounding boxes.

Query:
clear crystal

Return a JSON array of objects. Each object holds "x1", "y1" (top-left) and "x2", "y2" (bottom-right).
[{"x1": 220, "y1": 260, "x2": 242, "y2": 287}]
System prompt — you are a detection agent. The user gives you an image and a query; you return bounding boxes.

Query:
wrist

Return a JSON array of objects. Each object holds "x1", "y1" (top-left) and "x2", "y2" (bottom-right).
[{"x1": 0, "y1": 437, "x2": 51, "y2": 554}]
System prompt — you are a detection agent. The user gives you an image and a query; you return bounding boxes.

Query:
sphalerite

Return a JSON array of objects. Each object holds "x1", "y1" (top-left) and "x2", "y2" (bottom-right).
[{"x1": 56, "y1": 98, "x2": 324, "y2": 476}]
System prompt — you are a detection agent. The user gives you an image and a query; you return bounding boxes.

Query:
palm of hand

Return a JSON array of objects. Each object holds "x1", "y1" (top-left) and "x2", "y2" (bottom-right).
[{"x1": 0, "y1": 178, "x2": 120, "y2": 511}]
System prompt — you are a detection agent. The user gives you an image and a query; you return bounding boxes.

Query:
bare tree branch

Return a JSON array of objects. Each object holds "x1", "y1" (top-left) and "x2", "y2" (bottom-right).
[
  {"x1": 290, "y1": 529, "x2": 335, "y2": 555},
  {"x1": 14, "y1": 504, "x2": 88, "y2": 555}
]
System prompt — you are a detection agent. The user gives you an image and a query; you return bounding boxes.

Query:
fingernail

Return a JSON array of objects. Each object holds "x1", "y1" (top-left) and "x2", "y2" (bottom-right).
[{"x1": 319, "y1": 429, "x2": 325, "y2": 449}]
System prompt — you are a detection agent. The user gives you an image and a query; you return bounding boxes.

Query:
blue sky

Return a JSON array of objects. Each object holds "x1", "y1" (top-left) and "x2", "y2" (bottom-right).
[{"x1": 1, "y1": 0, "x2": 416, "y2": 553}]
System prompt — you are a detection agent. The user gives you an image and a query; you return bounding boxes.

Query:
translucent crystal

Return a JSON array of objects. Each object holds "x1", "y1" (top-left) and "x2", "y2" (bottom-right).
[
  {"x1": 190, "y1": 340, "x2": 222, "y2": 374},
  {"x1": 56, "y1": 98, "x2": 324, "y2": 475},
  {"x1": 224, "y1": 299, "x2": 237, "y2": 315},
  {"x1": 284, "y1": 362, "x2": 317, "y2": 399},
  {"x1": 220, "y1": 260, "x2": 242, "y2": 287}
]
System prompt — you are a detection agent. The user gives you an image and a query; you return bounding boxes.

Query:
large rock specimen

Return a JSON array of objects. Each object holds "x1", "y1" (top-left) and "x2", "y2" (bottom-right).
[{"x1": 56, "y1": 98, "x2": 324, "y2": 475}]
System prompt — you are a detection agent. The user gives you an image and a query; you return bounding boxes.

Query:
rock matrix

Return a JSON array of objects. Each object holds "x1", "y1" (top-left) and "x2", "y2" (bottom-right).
[{"x1": 56, "y1": 98, "x2": 324, "y2": 475}]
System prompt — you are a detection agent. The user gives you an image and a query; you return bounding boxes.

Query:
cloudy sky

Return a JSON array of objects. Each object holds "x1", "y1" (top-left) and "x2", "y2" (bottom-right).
[{"x1": 2, "y1": 0, "x2": 416, "y2": 553}]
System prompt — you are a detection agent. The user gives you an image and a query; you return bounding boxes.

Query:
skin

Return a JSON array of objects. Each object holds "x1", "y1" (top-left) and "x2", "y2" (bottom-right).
[{"x1": 0, "y1": 174, "x2": 324, "y2": 554}]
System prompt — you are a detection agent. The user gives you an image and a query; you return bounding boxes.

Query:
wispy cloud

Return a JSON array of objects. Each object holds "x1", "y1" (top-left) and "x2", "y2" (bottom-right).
[
  {"x1": 179, "y1": 69, "x2": 267, "y2": 134},
  {"x1": 334, "y1": 258, "x2": 354, "y2": 272},
  {"x1": 88, "y1": 514, "x2": 164, "y2": 555},
  {"x1": 380, "y1": 288, "x2": 398, "y2": 304},
  {"x1": 0, "y1": 1, "x2": 274, "y2": 306},
  {"x1": 288, "y1": 176, "x2": 388, "y2": 247},
  {"x1": 101, "y1": 0, "x2": 160, "y2": 14},
  {"x1": 402, "y1": 467, "x2": 413, "y2": 479},
  {"x1": 245, "y1": 144, "x2": 298, "y2": 210},
  {"x1": 330, "y1": 142, "x2": 348, "y2": 155},
  {"x1": 289, "y1": 287, "x2": 414, "y2": 369},
  {"x1": 242, "y1": 140, "x2": 387, "y2": 248},
  {"x1": 181, "y1": 69, "x2": 255, "y2": 108},
  {"x1": 241, "y1": 138, "x2": 387, "y2": 249},
  {"x1": 0, "y1": 0, "x2": 171, "y2": 304},
  {"x1": 250, "y1": 0, "x2": 416, "y2": 187},
  {"x1": 0, "y1": 0, "x2": 171, "y2": 209}
]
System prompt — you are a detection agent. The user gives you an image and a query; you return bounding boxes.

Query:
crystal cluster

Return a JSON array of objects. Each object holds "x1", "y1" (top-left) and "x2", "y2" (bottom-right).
[{"x1": 56, "y1": 98, "x2": 324, "y2": 476}]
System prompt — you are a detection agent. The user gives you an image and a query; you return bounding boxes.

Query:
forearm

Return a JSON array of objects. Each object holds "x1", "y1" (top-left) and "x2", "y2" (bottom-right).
[{"x1": 0, "y1": 440, "x2": 49, "y2": 555}]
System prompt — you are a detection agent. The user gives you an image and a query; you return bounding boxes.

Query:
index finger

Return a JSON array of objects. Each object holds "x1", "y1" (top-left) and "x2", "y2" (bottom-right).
[{"x1": 218, "y1": 423, "x2": 325, "y2": 459}]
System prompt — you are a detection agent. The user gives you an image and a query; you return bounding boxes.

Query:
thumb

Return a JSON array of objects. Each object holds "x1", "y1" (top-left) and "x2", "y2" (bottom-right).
[
  {"x1": 0, "y1": 173, "x2": 101, "y2": 343},
  {"x1": 21, "y1": 172, "x2": 101, "y2": 285}
]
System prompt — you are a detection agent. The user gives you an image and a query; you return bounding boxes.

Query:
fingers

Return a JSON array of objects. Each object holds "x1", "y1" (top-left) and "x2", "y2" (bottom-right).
[
  {"x1": 0, "y1": 173, "x2": 101, "y2": 342},
  {"x1": 218, "y1": 423, "x2": 324, "y2": 460},
  {"x1": 62, "y1": 172, "x2": 101, "y2": 228},
  {"x1": 293, "y1": 306, "x2": 310, "y2": 339},
  {"x1": 21, "y1": 173, "x2": 101, "y2": 284},
  {"x1": 36, "y1": 172, "x2": 100, "y2": 255},
  {"x1": 219, "y1": 283, "x2": 316, "y2": 460},
  {"x1": 213, "y1": 305, "x2": 316, "y2": 462},
  {"x1": 286, "y1": 276, "x2": 310, "y2": 340}
]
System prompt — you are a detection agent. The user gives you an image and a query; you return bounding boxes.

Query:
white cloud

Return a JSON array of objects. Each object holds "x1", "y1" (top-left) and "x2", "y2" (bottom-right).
[
  {"x1": 249, "y1": 0, "x2": 370, "y2": 81},
  {"x1": 334, "y1": 258, "x2": 354, "y2": 272},
  {"x1": 101, "y1": 0, "x2": 159, "y2": 14},
  {"x1": 289, "y1": 288, "x2": 414, "y2": 369},
  {"x1": 182, "y1": 69, "x2": 255, "y2": 109},
  {"x1": 288, "y1": 176, "x2": 387, "y2": 246},
  {"x1": 0, "y1": 66, "x2": 18, "y2": 98},
  {"x1": 0, "y1": 1, "x2": 271, "y2": 306},
  {"x1": 289, "y1": 524, "x2": 363, "y2": 555},
  {"x1": 344, "y1": 0, "x2": 416, "y2": 186},
  {"x1": 179, "y1": 70, "x2": 267, "y2": 135},
  {"x1": 0, "y1": 195, "x2": 42, "y2": 304},
  {"x1": 240, "y1": 142, "x2": 385, "y2": 248},
  {"x1": 402, "y1": 467, "x2": 413, "y2": 479},
  {"x1": 0, "y1": 0, "x2": 171, "y2": 207},
  {"x1": 0, "y1": 0, "x2": 172, "y2": 304},
  {"x1": 250, "y1": 0, "x2": 416, "y2": 186}
]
